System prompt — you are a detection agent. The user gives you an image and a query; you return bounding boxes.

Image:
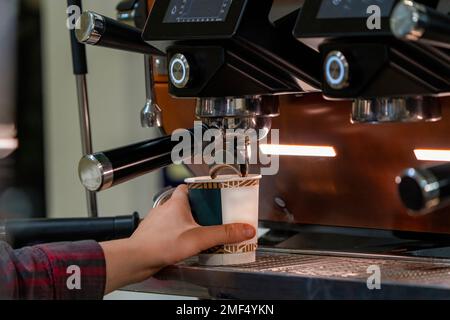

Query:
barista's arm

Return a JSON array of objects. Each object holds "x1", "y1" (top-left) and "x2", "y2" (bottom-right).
[
  {"x1": 0, "y1": 185, "x2": 255, "y2": 299},
  {"x1": 0, "y1": 240, "x2": 106, "y2": 300},
  {"x1": 101, "y1": 185, "x2": 256, "y2": 294}
]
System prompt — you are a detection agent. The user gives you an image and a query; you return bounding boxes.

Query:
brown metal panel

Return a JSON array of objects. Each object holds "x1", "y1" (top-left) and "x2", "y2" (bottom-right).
[
  {"x1": 261, "y1": 95, "x2": 450, "y2": 233},
  {"x1": 154, "y1": 82, "x2": 450, "y2": 233}
]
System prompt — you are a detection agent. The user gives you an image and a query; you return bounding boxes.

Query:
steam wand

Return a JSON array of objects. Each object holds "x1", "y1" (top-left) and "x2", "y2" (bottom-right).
[
  {"x1": 67, "y1": 0, "x2": 98, "y2": 217},
  {"x1": 75, "y1": 10, "x2": 165, "y2": 132}
]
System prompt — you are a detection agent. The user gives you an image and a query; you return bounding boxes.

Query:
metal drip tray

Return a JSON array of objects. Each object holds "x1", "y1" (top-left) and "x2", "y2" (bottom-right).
[
  {"x1": 234, "y1": 253, "x2": 450, "y2": 285},
  {"x1": 125, "y1": 249, "x2": 450, "y2": 299}
]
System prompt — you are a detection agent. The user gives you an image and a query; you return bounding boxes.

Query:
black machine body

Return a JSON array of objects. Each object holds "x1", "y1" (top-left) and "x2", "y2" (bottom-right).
[
  {"x1": 143, "y1": 0, "x2": 321, "y2": 98},
  {"x1": 294, "y1": 0, "x2": 450, "y2": 100}
]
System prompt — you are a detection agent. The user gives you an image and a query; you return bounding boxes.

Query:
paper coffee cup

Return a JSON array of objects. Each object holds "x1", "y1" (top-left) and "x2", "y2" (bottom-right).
[{"x1": 185, "y1": 174, "x2": 261, "y2": 266}]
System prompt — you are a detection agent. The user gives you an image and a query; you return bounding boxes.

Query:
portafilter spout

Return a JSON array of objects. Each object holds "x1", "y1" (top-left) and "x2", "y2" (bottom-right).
[{"x1": 196, "y1": 96, "x2": 280, "y2": 177}]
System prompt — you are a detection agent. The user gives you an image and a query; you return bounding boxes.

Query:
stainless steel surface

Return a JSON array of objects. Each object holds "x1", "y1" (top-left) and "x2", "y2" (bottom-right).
[
  {"x1": 78, "y1": 153, "x2": 114, "y2": 192},
  {"x1": 75, "y1": 75, "x2": 98, "y2": 217},
  {"x1": 75, "y1": 11, "x2": 104, "y2": 45},
  {"x1": 169, "y1": 54, "x2": 191, "y2": 89},
  {"x1": 397, "y1": 167, "x2": 441, "y2": 215},
  {"x1": 141, "y1": 55, "x2": 163, "y2": 128},
  {"x1": 127, "y1": 248, "x2": 450, "y2": 299},
  {"x1": 351, "y1": 97, "x2": 442, "y2": 123},
  {"x1": 196, "y1": 97, "x2": 280, "y2": 118},
  {"x1": 324, "y1": 51, "x2": 350, "y2": 90},
  {"x1": 391, "y1": 0, "x2": 426, "y2": 41},
  {"x1": 141, "y1": 99, "x2": 163, "y2": 128},
  {"x1": 196, "y1": 97, "x2": 279, "y2": 139}
]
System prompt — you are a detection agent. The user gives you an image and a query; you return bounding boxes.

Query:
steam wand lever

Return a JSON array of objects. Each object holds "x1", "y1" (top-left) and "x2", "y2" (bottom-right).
[
  {"x1": 76, "y1": 11, "x2": 164, "y2": 55},
  {"x1": 79, "y1": 125, "x2": 207, "y2": 192},
  {"x1": 391, "y1": 0, "x2": 450, "y2": 49}
]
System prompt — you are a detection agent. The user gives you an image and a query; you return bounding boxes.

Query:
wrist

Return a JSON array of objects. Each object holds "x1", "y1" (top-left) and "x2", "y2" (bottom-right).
[
  {"x1": 100, "y1": 238, "x2": 156, "y2": 294},
  {"x1": 124, "y1": 237, "x2": 158, "y2": 280}
]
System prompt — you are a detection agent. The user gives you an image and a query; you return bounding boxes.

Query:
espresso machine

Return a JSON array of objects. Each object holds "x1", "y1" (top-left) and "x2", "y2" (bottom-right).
[
  {"x1": 69, "y1": 0, "x2": 450, "y2": 299},
  {"x1": 78, "y1": 0, "x2": 450, "y2": 299},
  {"x1": 3, "y1": 0, "x2": 450, "y2": 299}
]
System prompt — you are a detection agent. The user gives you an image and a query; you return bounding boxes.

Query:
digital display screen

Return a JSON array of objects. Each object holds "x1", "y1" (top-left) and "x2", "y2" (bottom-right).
[
  {"x1": 317, "y1": 0, "x2": 396, "y2": 19},
  {"x1": 164, "y1": 0, "x2": 233, "y2": 23}
]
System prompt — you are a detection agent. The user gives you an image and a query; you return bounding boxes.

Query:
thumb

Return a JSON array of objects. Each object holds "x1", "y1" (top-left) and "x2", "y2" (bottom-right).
[
  {"x1": 167, "y1": 184, "x2": 189, "y2": 205},
  {"x1": 171, "y1": 184, "x2": 188, "y2": 197},
  {"x1": 163, "y1": 185, "x2": 191, "y2": 213},
  {"x1": 184, "y1": 223, "x2": 256, "y2": 252}
]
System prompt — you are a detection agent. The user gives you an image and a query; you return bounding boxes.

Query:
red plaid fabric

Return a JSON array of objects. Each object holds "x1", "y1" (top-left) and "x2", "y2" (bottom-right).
[{"x1": 0, "y1": 240, "x2": 106, "y2": 300}]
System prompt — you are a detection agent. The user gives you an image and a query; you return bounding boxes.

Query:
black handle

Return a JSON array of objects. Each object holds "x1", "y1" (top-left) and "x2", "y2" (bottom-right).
[
  {"x1": 418, "y1": 5, "x2": 450, "y2": 49},
  {"x1": 2, "y1": 213, "x2": 140, "y2": 249},
  {"x1": 397, "y1": 163, "x2": 450, "y2": 214},
  {"x1": 79, "y1": 126, "x2": 205, "y2": 192},
  {"x1": 76, "y1": 11, "x2": 164, "y2": 55},
  {"x1": 391, "y1": 1, "x2": 450, "y2": 49},
  {"x1": 67, "y1": 0, "x2": 88, "y2": 75},
  {"x1": 99, "y1": 135, "x2": 177, "y2": 188}
]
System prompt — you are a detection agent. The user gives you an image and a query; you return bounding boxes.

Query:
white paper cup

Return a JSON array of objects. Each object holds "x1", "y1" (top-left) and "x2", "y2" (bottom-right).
[{"x1": 185, "y1": 174, "x2": 261, "y2": 266}]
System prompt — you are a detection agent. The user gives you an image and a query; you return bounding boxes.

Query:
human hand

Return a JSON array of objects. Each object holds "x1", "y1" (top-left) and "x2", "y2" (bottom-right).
[{"x1": 100, "y1": 185, "x2": 256, "y2": 294}]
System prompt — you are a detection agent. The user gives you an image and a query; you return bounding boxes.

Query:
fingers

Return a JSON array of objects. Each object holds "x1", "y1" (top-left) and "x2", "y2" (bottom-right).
[{"x1": 184, "y1": 223, "x2": 256, "y2": 252}]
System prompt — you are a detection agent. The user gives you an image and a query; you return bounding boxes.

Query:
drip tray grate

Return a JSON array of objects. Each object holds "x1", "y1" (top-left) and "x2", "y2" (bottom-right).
[
  {"x1": 129, "y1": 250, "x2": 450, "y2": 299},
  {"x1": 222, "y1": 253, "x2": 450, "y2": 286}
]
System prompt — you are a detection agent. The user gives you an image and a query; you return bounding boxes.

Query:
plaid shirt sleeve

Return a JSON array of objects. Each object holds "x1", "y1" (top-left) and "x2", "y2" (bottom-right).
[{"x1": 0, "y1": 240, "x2": 106, "y2": 300}]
